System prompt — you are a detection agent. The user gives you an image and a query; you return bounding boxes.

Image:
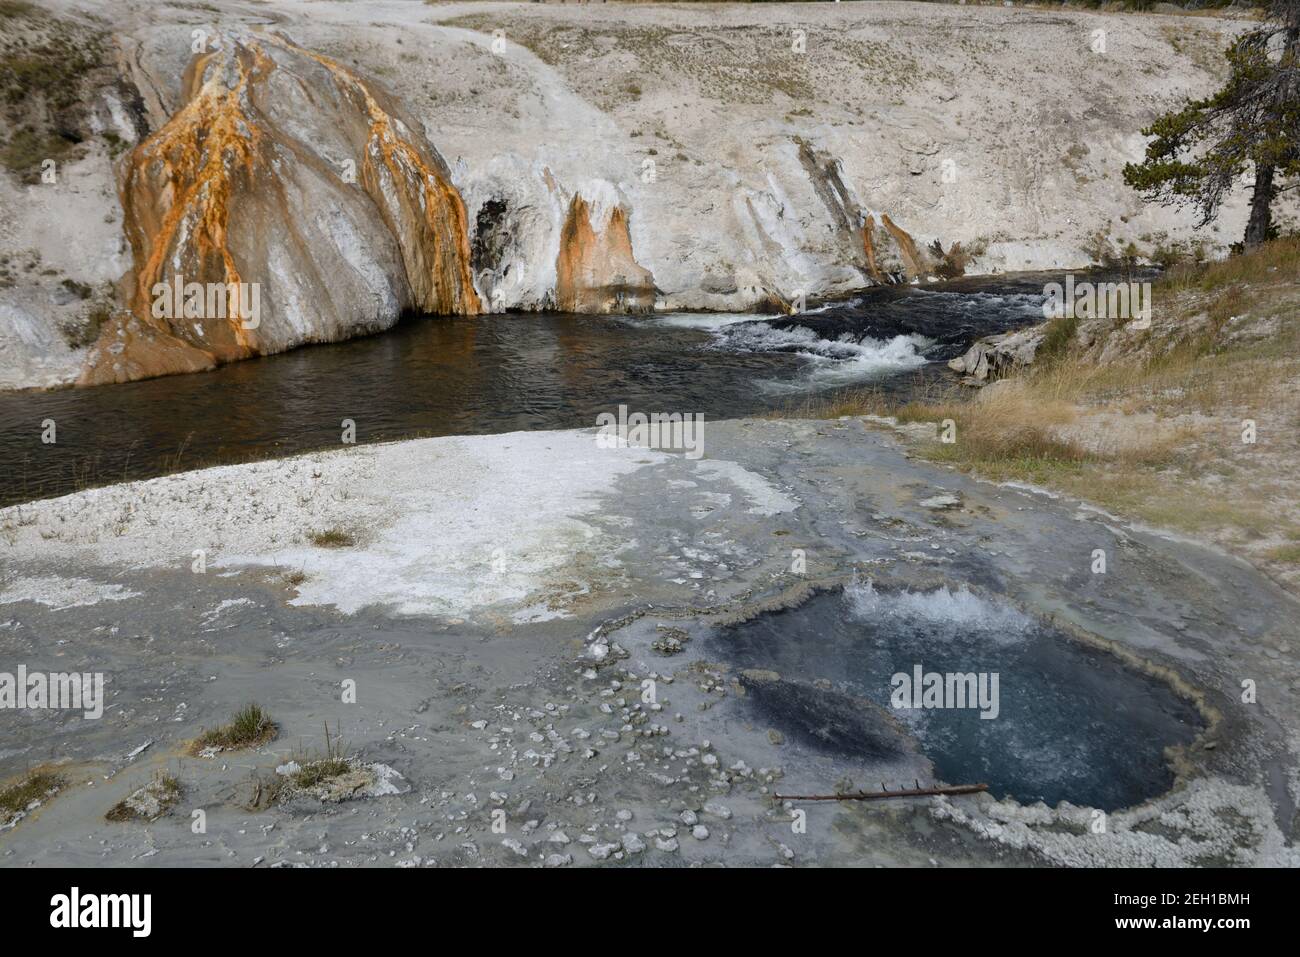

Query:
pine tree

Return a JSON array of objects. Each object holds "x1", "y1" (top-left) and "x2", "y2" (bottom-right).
[{"x1": 1124, "y1": 1, "x2": 1300, "y2": 250}]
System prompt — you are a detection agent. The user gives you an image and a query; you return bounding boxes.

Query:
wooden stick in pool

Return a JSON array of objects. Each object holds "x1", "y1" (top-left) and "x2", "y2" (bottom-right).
[{"x1": 773, "y1": 783, "x2": 989, "y2": 802}]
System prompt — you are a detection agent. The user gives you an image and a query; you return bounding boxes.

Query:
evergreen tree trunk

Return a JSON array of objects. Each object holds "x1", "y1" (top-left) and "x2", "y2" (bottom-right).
[{"x1": 1244, "y1": 163, "x2": 1276, "y2": 250}]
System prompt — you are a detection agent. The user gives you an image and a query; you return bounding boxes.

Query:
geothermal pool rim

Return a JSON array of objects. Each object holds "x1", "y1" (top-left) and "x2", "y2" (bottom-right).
[{"x1": 586, "y1": 572, "x2": 1222, "y2": 817}]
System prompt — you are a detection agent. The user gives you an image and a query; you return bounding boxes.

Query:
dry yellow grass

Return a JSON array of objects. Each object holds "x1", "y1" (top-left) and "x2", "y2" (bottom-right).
[
  {"x1": 1159, "y1": 237, "x2": 1300, "y2": 294},
  {"x1": 795, "y1": 238, "x2": 1300, "y2": 592}
]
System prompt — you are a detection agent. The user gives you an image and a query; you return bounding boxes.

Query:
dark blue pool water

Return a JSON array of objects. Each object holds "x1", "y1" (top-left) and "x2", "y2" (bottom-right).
[{"x1": 710, "y1": 583, "x2": 1203, "y2": 811}]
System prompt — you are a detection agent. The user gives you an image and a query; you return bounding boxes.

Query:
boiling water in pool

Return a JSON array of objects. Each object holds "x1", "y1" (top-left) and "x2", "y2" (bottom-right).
[{"x1": 710, "y1": 582, "x2": 1203, "y2": 811}]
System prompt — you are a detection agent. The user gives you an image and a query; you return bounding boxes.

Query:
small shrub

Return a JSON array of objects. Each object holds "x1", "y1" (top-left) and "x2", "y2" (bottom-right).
[
  {"x1": 59, "y1": 302, "x2": 111, "y2": 350},
  {"x1": 935, "y1": 240, "x2": 972, "y2": 279},
  {"x1": 60, "y1": 277, "x2": 92, "y2": 299}
]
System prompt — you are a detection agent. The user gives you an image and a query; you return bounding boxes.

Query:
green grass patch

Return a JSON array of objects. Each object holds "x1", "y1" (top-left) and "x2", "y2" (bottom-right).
[
  {"x1": 0, "y1": 769, "x2": 62, "y2": 822},
  {"x1": 1265, "y1": 543, "x2": 1300, "y2": 564},
  {"x1": 191, "y1": 703, "x2": 277, "y2": 753}
]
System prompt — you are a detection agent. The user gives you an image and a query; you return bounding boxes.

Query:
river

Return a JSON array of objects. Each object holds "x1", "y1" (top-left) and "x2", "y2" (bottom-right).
[{"x1": 0, "y1": 272, "x2": 1056, "y2": 507}]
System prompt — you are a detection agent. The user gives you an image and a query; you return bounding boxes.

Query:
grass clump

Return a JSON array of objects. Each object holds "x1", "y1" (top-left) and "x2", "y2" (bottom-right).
[
  {"x1": 243, "y1": 724, "x2": 368, "y2": 809},
  {"x1": 289, "y1": 723, "x2": 352, "y2": 787},
  {"x1": 0, "y1": 769, "x2": 63, "y2": 824},
  {"x1": 1036, "y1": 313, "x2": 1080, "y2": 366},
  {"x1": 289, "y1": 755, "x2": 353, "y2": 789},
  {"x1": 105, "y1": 773, "x2": 181, "y2": 823},
  {"x1": 267, "y1": 723, "x2": 356, "y2": 803},
  {"x1": 1265, "y1": 542, "x2": 1300, "y2": 564},
  {"x1": 191, "y1": 703, "x2": 277, "y2": 753},
  {"x1": 309, "y1": 528, "x2": 355, "y2": 548}
]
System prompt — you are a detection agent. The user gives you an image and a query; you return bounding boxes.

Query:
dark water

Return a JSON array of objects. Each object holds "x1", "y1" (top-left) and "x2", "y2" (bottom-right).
[
  {"x1": 0, "y1": 272, "x2": 1056, "y2": 507},
  {"x1": 711, "y1": 585, "x2": 1202, "y2": 811}
]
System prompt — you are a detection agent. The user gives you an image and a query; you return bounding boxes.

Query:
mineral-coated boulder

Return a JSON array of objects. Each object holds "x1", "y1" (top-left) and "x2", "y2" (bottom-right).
[
  {"x1": 79, "y1": 31, "x2": 480, "y2": 386},
  {"x1": 948, "y1": 325, "x2": 1047, "y2": 382}
]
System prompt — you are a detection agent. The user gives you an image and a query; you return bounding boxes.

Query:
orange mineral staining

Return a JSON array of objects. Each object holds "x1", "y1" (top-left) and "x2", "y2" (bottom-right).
[
  {"x1": 879, "y1": 213, "x2": 924, "y2": 279},
  {"x1": 554, "y1": 193, "x2": 655, "y2": 314},
  {"x1": 270, "y1": 34, "x2": 480, "y2": 316},
  {"x1": 80, "y1": 32, "x2": 480, "y2": 385}
]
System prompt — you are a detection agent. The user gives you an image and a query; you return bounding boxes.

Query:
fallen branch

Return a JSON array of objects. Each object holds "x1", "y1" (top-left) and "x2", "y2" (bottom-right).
[{"x1": 774, "y1": 783, "x2": 989, "y2": 802}]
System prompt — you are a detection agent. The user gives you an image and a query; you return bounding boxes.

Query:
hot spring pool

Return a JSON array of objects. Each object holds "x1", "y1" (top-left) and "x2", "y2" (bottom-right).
[{"x1": 708, "y1": 582, "x2": 1204, "y2": 811}]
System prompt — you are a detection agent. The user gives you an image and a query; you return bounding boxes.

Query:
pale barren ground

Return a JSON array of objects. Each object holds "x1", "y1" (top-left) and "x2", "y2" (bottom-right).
[{"x1": 2, "y1": 418, "x2": 1297, "y2": 867}]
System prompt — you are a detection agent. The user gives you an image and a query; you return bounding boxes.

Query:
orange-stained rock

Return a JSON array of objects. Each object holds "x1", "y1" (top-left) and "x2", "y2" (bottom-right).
[
  {"x1": 880, "y1": 213, "x2": 925, "y2": 279},
  {"x1": 861, "y1": 213, "x2": 885, "y2": 283},
  {"x1": 78, "y1": 315, "x2": 217, "y2": 387},
  {"x1": 860, "y1": 211, "x2": 931, "y2": 284},
  {"x1": 554, "y1": 190, "x2": 655, "y2": 314},
  {"x1": 79, "y1": 31, "x2": 478, "y2": 386}
]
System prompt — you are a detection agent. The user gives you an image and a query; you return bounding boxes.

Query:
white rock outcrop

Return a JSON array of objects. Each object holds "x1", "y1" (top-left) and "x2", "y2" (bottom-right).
[{"x1": 0, "y1": 0, "x2": 1268, "y2": 388}]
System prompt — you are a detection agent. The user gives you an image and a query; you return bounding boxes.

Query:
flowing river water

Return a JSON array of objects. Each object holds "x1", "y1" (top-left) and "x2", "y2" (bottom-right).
[{"x1": 0, "y1": 272, "x2": 1059, "y2": 507}]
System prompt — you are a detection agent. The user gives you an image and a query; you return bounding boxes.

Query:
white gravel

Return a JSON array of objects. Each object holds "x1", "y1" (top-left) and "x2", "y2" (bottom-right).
[{"x1": 0, "y1": 426, "x2": 797, "y2": 618}]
